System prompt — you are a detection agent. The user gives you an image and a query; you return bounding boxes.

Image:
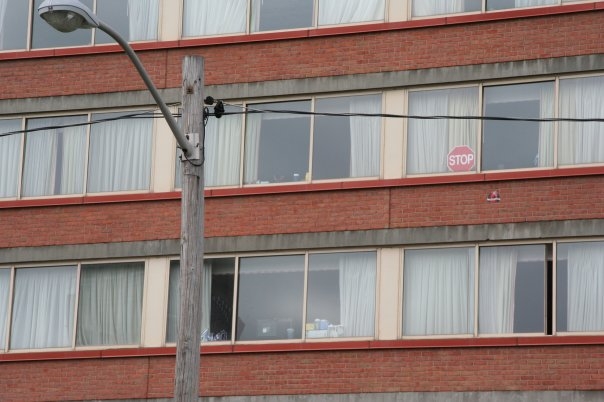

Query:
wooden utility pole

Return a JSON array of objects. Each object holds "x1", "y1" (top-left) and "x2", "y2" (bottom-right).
[{"x1": 174, "y1": 55, "x2": 205, "y2": 402}]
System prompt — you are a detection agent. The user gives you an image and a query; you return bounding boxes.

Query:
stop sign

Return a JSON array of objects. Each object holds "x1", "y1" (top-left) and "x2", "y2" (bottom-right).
[{"x1": 447, "y1": 145, "x2": 475, "y2": 172}]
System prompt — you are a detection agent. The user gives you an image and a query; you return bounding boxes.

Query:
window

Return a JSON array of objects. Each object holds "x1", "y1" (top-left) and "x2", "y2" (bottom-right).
[
  {"x1": 166, "y1": 259, "x2": 235, "y2": 343},
  {"x1": 0, "y1": 119, "x2": 21, "y2": 198},
  {"x1": 482, "y1": 82, "x2": 554, "y2": 171},
  {"x1": 412, "y1": 0, "x2": 481, "y2": 17},
  {"x1": 0, "y1": 269, "x2": 8, "y2": 348},
  {"x1": 556, "y1": 241, "x2": 604, "y2": 332},
  {"x1": 32, "y1": 0, "x2": 94, "y2": 49},
  {"x1": 318, "y1": 0, "x2": 385, "y2": 26},
  {"x1": 407, "y1": 87, "x2": 478, "y2": 175},
  {"x1": 88, "y1": 111, "x2": 153, "y2": 193},
  {"x1": 487, "y1": 0, "x2": 557, "y2": 11},
  {"x1": 183, "y1": 0, "x2": 247, "y2": 37},
  {"x1": 403, "y1": 247, "x2": 475, "y2": 336},
  {"x1": 558, "y1": 76, "x2": 604, "y2": 166},
  {"x1": 0, "y1": 0, "x2": 28, "y2": 50},
  {"x1": 22, "y1": 116, "x2": 87, "y2": 197},
  {"x1": 251, "y1": 0, "x2": 313, "y2": 32}
]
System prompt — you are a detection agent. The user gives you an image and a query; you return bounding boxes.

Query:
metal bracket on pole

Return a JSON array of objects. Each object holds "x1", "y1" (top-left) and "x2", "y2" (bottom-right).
[{"x1": 184, "y1": 132, "x2": 201, "y2": 161}]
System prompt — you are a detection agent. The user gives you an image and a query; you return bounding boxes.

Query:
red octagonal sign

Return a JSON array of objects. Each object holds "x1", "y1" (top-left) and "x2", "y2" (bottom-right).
[{"x1": 447, "y1": 145, "x2": 475, "y2": 172}]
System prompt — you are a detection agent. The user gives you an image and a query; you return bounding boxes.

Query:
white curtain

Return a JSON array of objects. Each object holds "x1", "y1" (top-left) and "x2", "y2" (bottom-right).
[
  {"x1": 10, "y1": 266, "x2": 77, "y2": 349},
  {"x1": 403, "y1": 248, "x2": 474, "y2": 336},
  {"x1": 515, "y1": 0, "x2": 557, "y2": 7},
  {"x1": 349, "y1": 96, "x2": 381, "y2": 177},
  {"x1": 22, "y1": 118, "x2": 86, "y2": 197},
  {"x1": 201, "y1": 261, "x2": 212, "y2": 337},
  {"x1": 0, "y1": 119, "x2": 21, "y2": 198},
  {"x1": 0, "y1": 269, "x2": 10, "y2": 349},
  {"x1": 566, "y1": 242, "x2": 604, "y2": 332},
  {"x1": 559, "y1": 76, "x2": 604, "y2": 166},
  {"x1": 338, "y1": 252, "x2": 376, "y2": 337},
  {"x1": 250, "y1": 0, "x2": 263, "y2": 32},
  {"x1": 88, "y1": 113, "x2": 152, "y2": 193},
  {"x1": 76, "y1": 263, "x2": 144, "y2": 346},
  {"x1": 0, "y1": 0, "x2": 7, "y2": 49},
  {"x1": 537, "y1": 83, "x2": 554, "y2": 167},
  {"x1": 183, "y1": 0, "x2": 247, "y2": 36},
  {"x1": 243, "y1": 113, "x2": 262, "y2": 184},
  {"x1": 127, "y1": 0, "x2": 159, "y2": 41},
  {"x1": 412, "y1": 0, "x2": 464, "y2": 17},
  {"x1": 479, "y1": 247, "x2": 518, "y2": 334},
  {"x1": 318, "y1": 0, "x2": 384, "y2": 25},
  {"x1": 205, "y1": 111, "x2": 242, "y2": 186}
]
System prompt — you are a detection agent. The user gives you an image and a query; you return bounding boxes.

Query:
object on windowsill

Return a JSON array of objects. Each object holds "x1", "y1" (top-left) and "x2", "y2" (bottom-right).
[{"x1": 487, "y1": 190, "x2": 501, "y2": 202}]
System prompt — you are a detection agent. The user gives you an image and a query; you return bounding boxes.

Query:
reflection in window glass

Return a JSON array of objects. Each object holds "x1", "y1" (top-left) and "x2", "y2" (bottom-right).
[
  {"x1": 22, "y1": 116, "x2": 87, "y2": 197},
  {"x1": 557, "y1": 241, "x2": 604, "y2": 332},
  {"x1": 407, "y1": 87, "x2": 478, "y2": 175},
  {"x1": 479, "y1": 245, "x2": 545, "y2": 334},
  {"x1": 403, "y1": 247, "x2": 474, "y2": 336},
  {"x1": 10, "y1": 266, "x2": 77, "y2": 349},
  {"x1": 166, "y1": 259, "x2": 235, "y2": 343},
  {"x1": 237, "y1": 255, "x2": 304, "y2": 341},
  {"x1": 0, "y1": 0, "x2": 28, "y2": 50},
  {"x1": 32, "y1": 0, "x2": 94, "y2": 49},
  {"x1": 88, "y1": 111, "x2": 153, "y2": 193},
  {"x1": 487, "y1": 0, "x2": 556, "y2": 11},
  {"x1": 244, "y1": 101, "x2": 311, "y2": 184},
  {"x1": 412, "y1": 0, "x2": 481, "y2": 17},
  {"x1": 251, "y1": 0, "x2": 313, "y2": 32},
  {"x1": 559, "y1": 76, "x2": 604, "y2": 166},
  {"x1": 307, "y1": 252, "x2": 376, "y2": 338},
  {"x1": 313, "y1": 95, "x2": 381, "y2": 180},
  {"x1": 76, "y1": 262, "x2": 144, "y2": 346},
  {"x1": 183, "y1": 0, "x2": 246, "y2": 36},
  {"x1": 318, "y1": 0, "x2": 385, "y2": 25},
  {"x1": 0, "y1": 119, "x2": 22, "y2": 198},
  {"x1": 0, "y1": 269, "x2": 10, "y2": 349},
  {"x1": 482, "y1": 82, "x2": 554, "y2": 171},
  {"x1": 95, "y1": 0, "x2": 159, "y2": 43}
]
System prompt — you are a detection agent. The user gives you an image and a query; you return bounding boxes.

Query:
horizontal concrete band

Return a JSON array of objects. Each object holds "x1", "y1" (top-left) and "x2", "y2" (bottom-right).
[
  {"x1": 73, "y1": 390, "x2": 604, "y2": 402},
  {"x1": 1, "y1": 218, "x2": 603, "y2": 264},
  {"x1": 1, "y1": 54, "x2": 603, "y2": 115}
]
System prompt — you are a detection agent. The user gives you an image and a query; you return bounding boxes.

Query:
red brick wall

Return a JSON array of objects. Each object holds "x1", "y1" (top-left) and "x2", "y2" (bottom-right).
[
  {"x1": 0, "y1": 175, "x2": 602, "y2": 249},
  {"x1": 0, "y1": 10, "x2": 603, "y2": 100},
  {"x1": 1, "y1": 344, "x2": 604, "y2": 401}
]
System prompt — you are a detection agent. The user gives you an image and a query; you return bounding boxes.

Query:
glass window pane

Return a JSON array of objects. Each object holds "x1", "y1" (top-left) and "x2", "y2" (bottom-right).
[
  {"x1": 407, "y1": 87, "x2": 478, "y2": 175},
  {"x1": 313, "y1": 95, "x2": 381, "y2": 180},
  {"x1": 88, "y1": 111, "x2": 153, "y2": 193},
  {"x1": 482, "y1": 82, "x2": 554, "y2": 171},
  {"x1": 166, "y1": 258, "x2": 235, "y2": 343},
  {"x1": 403, "y1": 247, "x2": 474, "y2": 336},
  {"x1": 10, "y1": 266, "x2": 77, "y2": 349},
  {"x1": 479, "y1": 245, "x2": 545, "y2": 334},
  {"x1": 237, "y1": 255, "x2": 304, "y2": 341},
  {"x1": 251, "y1": 0, "x2": 313, "y2": 32},
  {"x1": 318, "y1": 0, "x2": 385, "y2": 25},
  {"x1": 412, "y1": 0, "x2": 481, "y2": 17},
  {"x1": 32, "y1": 0, "x2": 93, "y2": 49},
  {"x1": 76, "y1": 262, "x2": 144, "y2": 346},
  {"x1": 557, "y1": 241, "x2": 604, "y2": 332},
  {"x1": 22, "y1": 116, "x2": 87, "y2": 197},
  {"x1": 0, "y1": 0, "x2": 29, "y2": 50},
  {"x1": 95, "y1": 0, "x2": 159, "y2": 43},
  {"x1": 0, "y1": 269, "x2": 10, "y2": 349},
  {"x1": 307, "y1": 251, "x2": 376, "y2": 338},
  {"x1": 244, "y1": 101, "x2": 311, "y2": 185},
  {"x1": 487, "y1": 0, "x2": 557, "y2": 11},
  {"x1": 559, "y1": 76, "x2": 604, "y2": 166},
  {"x1": 183, "y1": 0, "x2": 246, "y2": 36},
  {"x1": 0, "y1": 119, "x2": 22, "y2": 198}
]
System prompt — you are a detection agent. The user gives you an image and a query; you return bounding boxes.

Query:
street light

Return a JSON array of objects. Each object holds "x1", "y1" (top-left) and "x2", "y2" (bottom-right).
[{"x1": 38, "y1": 1, "x2": 205, "y2": 401}]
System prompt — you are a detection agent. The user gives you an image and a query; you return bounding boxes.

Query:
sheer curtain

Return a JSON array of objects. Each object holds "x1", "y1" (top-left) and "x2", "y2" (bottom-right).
[
  {"x1": 413, "y1": 0, "x2": 464, "y2": 17},
  {"x1": 515, "y1": 0, "x2": 557, "y2": 7},
  {"x1": 76, "y1": 262, "x2": 144, "y2": 346},
  {"x1": 339, "y1": 252, "x2": 376, "y2": 337},
  {"x1": 318, "y1": 0, "x2": 384, "y2": 25},
  {"x1": 10, "y1": 266, "x2": 77, "y2": 349},
  {"x1": 243, "y1": 113, "x2": 262, "y2": 184},
  {"x1": 559, "y1": 76, "x2": 604, "y2": 166},
  {"x1": 88, "y1": 113, "x2": 152, "y2": 193},
  {"x1": 349, "y1": 96, "x2": 381, "y2": 177},
  {"x1": 566, "y1": 242, "x2": 604, "y2": 332},
  {"x1": 479, "y1": 247, "x2": 518, "y2": 334},
  {"x1": 0, "y1": 0, "x2": 6, "y2": 49},
  {"x1": 205, "y1": 110, "x2": 242, "y2": 186},
  {"x1": 537, "y1": 83, "x2": 554, "y2": 167},
  {"x1": 0, "y1": 119, "x2": 21, "y2": 198},
  {"x1": 127, "y1": 0, "x2": 159, "y2": 41},
  {"x1": 403, "y1": 248, "x2": 474, "y2": 336},
  {"x1": 22, "y1": 117, "x2": 86, "y2": 197},
  {"x1": 183, "y1": 0, "x2": 247, "y2": 36},
  {"x1": 0, "y1": 269, "x2": 10, "y2": 349}
]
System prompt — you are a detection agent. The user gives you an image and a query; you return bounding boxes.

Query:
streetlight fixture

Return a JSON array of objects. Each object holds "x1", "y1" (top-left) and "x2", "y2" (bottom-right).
[{"x1": 38, "y1": 1, "x2": 205, "y2": 401}]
